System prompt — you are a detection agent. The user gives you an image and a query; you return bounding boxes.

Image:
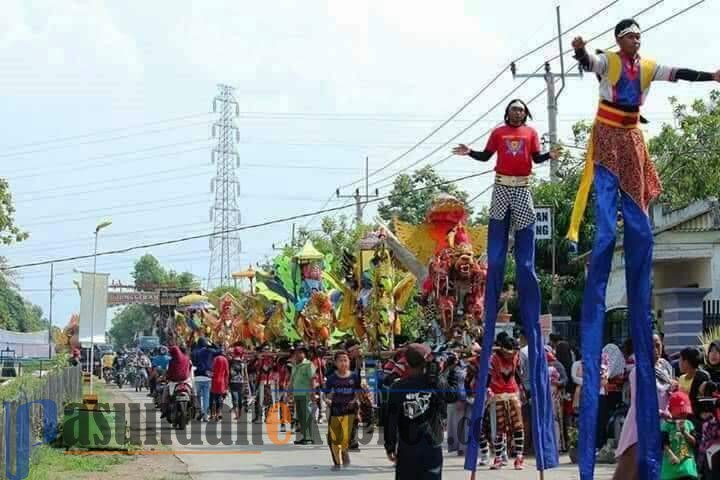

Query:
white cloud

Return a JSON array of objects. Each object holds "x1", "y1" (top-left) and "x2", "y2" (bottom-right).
[{"x1": 0, "y1": 1, "x2": 143, "y2": 97}]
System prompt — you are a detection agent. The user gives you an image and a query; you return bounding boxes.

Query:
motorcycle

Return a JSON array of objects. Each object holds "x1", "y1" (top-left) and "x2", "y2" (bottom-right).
[
  {"x1": 134, "y1": 367, "x2": 149, "y2": 392},
  {"x1": 169, "y1": 382, "x2": 195, "y2": 430},
  {"x1": 126, "y1": 366, "x2": 137, "y2": 387},
  {"x1": 115, "y1": 368, "x2": 127, "y2": 389},
  {"x1": 153, "y1": 376, "x2": 167, "y2": 408}
]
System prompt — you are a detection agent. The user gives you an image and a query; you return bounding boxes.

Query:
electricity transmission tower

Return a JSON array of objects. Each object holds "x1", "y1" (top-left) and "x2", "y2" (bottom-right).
[{"x1": 208, "y1": 84, "x2": 241, "y2": 289}]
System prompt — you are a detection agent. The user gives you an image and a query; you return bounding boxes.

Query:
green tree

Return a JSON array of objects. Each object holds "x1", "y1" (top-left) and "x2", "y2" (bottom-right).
[
  {"x1": 0, "y1": 178, "x2": 28, "y2": 245},
  {"x1": 209, "y1": 285, "x2": 243, "y2": 299},
  {"x1": 109, "y1": 254, "x2": 200, "y2": 347},
  {"x1": 109, "y1": 305, "x2": 154, "y2": 349},
  {"x1": 649, "y1": 90, "x2": 720, "y2": 209},
  {"x1": 377, "y1": 166, "x2": 473, "y2": 225},
  {"x1": 0, "y1": 274, "x2": 48, "y2": 332},
  {"x1": 132, "y1": 254, "x2": 167, "y2": 289}
]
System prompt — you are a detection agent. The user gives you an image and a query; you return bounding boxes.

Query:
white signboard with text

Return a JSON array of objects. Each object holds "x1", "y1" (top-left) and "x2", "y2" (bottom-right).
[{"x1": 535, "y1": 207, "x2": 553, "y2": 240}]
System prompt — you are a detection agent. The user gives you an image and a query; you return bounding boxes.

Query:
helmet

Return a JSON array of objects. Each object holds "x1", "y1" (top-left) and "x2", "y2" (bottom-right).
[{"x1": 669, "y1": 391, "x2": 693, "y2": 418}]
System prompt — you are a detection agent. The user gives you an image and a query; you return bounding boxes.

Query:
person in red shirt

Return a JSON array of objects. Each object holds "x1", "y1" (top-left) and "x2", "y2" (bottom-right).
[
  {"x1": 487, "y1": 333, "x2": 525, "y2": 470},
  {"x1": 453, "y1": 99, "x2": 560, "y2": 474}
]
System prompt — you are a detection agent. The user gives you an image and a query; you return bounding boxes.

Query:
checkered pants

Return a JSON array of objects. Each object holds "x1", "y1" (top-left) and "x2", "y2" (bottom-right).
[{"x1": 489, "y1": 185, "x2": 535, "y2": 232}]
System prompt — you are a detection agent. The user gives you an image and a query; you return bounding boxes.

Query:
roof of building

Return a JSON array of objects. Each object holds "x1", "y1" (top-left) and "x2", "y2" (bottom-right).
[
  {"x1": 575, "y1": 199, "x2": 720, "y2": 260},
  {"x1": 653, "y1": 199, "x2": 720, "y2": 235}
]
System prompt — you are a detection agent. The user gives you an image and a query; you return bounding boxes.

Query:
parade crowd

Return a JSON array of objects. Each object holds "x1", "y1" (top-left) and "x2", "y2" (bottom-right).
[{"x1": 93, "y1": 328, "x2": 720, "y2": 480}]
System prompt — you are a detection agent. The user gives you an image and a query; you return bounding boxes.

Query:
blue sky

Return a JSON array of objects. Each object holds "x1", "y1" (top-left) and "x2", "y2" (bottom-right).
[{"x1": 2, "y1": 0, "x2": 719, "y2": 330}]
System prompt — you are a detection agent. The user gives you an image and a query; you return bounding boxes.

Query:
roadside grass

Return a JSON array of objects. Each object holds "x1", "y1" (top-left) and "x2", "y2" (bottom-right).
[
  {"x1": 26, "y1": 380, "x2": 133, "y2": 479},
  {"x1": 26, "y1": 445, "x2": 128, "y2": 480}
]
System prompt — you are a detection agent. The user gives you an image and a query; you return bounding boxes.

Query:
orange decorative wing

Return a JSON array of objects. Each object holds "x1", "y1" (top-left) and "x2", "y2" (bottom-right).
[{"x1": 392, "y1": 219, "x2": 436, "y2": 265}]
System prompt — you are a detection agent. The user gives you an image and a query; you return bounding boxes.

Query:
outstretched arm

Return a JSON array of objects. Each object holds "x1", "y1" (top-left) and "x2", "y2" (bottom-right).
[
  {"x1": 453, "y1": 144, "x2": 494, "y2": 162},
  {"x1": 654, "y1": 63, "x2": 720, "y2": 82}
]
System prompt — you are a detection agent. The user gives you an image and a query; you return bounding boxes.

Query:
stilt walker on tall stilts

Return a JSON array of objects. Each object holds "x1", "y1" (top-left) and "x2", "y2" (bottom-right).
[
  {"x1": 567, "y1": 18, "x2": 720, "y2": 480},
  {"x1": 453, "y1": 99, "x2": 560, "y2": 478}
]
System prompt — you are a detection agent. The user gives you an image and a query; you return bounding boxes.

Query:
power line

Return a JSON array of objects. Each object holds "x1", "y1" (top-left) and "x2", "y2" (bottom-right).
[
  {"x1": 511, "y1": 0, "x2": 623, "y2": 64},
  {"x1": 370, "y1": 0, "x2": 693, "y2": 191},
  {"x1": 3, "y1": 171, "x2": 496, "y2": 272},
  {"x1": 7, "y1": 139, "x2": 212, "y2": 181},
  {"x1": 467, "y1": 183, "x2": 497, "y2": 204},
  {"x1": 0, "y1": 120, "x2": 212, "y2": 159},
  {"x1": 6, "y1": 222, "x2": 212, "y2": 255},
  {"x1": 367, "y1": 75, "x2": 538, "y2": 189},
  {"x1": 336, "y1": 0, "x2": 629, "y2": 190}
]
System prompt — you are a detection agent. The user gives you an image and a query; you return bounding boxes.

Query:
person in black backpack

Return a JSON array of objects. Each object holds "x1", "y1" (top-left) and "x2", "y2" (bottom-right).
[{"x1": 384, "y1": 343, "x2": 457, "y2": 480}]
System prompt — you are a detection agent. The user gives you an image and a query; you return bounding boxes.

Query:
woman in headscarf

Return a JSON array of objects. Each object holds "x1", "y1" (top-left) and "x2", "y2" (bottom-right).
[
  {"x1": 612, "y1": 333, "x2": 674, "y2": 480},
  {"x1": 161, "y1": 345, "x2": 192, "y2": 417},
  {"x1": 704, "y1": 340, "x2": 720, "y2": 386},
  {"x1": 210, "y1": 352, "x2": 230, "y2": 421}
]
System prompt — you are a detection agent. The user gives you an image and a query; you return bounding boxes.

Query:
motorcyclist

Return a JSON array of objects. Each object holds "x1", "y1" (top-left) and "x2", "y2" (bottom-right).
[
  {"x1": 161, "y1": 345, "x2": 193, "y2": 418},
  {"x1": 149, "y1": 346, "x2": 171, "y2": 397},
  {"x1": 102, "y1": 350, "x2": 115, "y2": 380},
  {"x1": 134, "y1": 350, "x2": 151, "y2": 389}
]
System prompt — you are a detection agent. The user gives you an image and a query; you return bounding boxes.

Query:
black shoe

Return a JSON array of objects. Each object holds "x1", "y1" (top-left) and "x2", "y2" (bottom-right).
[
  {"x1": 293, "y1": 439, "x2": 305, "y2": 445},
  {"x1": 349, "y1": 444, "x2": 360, "y2": 452},
  {"x1": 301, "y1": 439, "x2": 314, "y2": 445}
]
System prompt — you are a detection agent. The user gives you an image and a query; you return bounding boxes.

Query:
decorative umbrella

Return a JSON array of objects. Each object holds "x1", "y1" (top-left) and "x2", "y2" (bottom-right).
[{"x1": 178, "y1": 293, "x2": 208, "y2": 305}]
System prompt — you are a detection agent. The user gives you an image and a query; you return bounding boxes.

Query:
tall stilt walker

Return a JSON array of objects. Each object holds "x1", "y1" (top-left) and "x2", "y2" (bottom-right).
[
  {"x1": 567, "y1": 19, "x2": 720, "y2": 480},
  {"x1": 453, "y1": 99, "x2": 560, "y2": 477}
]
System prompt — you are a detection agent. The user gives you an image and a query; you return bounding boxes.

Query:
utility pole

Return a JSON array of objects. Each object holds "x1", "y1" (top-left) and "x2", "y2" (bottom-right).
[
  {"x1": 336, "y1": 156, "x2": 379, "y2": 224},
  {"x1": 48, "y1": 263, "x2": 54, "y2": 359},
  {"x1": 208, "y1": 84, "x2": 242, "y2": 289},
  {"x1": 510, "y1": 6, "x2": 582, "y2": 183}
]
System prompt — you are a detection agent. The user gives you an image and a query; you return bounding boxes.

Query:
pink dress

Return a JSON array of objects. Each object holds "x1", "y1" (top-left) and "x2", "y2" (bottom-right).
[{"x1": 615, "y1": 364, "x2": 672, "y2": 458}]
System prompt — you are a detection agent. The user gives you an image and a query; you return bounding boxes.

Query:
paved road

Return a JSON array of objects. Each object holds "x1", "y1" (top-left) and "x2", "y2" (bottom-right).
[{"x1": 115, "y1": 386, "x2": 614, "y2": 480}]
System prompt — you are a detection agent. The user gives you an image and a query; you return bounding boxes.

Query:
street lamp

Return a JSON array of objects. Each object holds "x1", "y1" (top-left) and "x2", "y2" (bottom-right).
[{"x1": 89, "y1": 220, "x2": 111, "y2": 394}]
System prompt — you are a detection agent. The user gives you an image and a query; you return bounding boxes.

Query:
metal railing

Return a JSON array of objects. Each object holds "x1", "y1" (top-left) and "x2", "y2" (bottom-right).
[
  {"x1": 0, "y1": 366, "x2": 82, "y2": 480},
  {"x1": 704, "y1": 299, "x2": 720, "y2": 331}
]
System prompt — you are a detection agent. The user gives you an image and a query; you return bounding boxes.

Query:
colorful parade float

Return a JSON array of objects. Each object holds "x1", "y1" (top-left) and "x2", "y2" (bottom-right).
[
  {"x1": 379, "y1": 193, "x2": 489, "y2": 343},
  {"x1": 172, "y1": 266, "x2": 292, "y2": 349},
  {"x1": 335, "y1": 230, "x2": 415, "y2": 351}
]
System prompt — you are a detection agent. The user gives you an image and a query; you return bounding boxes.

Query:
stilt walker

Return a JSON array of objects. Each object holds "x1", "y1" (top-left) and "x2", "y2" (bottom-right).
[
  {"x1": 453, "y1": 99, "x2": 560, "y2": 477},
  {"x1": 567, "y1": 19, "x2": 720, "y2": 480}
]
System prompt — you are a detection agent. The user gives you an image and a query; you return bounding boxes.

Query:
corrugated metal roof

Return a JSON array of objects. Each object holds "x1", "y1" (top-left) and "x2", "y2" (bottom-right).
[{"x1": 670, "y1": 209, "x2": 720, "y2": 232}]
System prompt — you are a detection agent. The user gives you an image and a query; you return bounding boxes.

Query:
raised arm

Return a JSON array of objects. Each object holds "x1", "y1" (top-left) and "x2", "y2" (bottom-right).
[{"x1": 572, "y1": 36, "x2": 608, "y2": 76}]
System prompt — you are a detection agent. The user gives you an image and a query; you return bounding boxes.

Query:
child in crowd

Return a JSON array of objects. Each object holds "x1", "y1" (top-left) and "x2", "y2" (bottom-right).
[
  {"x1": 324, "y1": 350, "x2": 360, "y2": 471},
  {"x1": 662, "y1": 391, "x2": 698, "y2": 480}
]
